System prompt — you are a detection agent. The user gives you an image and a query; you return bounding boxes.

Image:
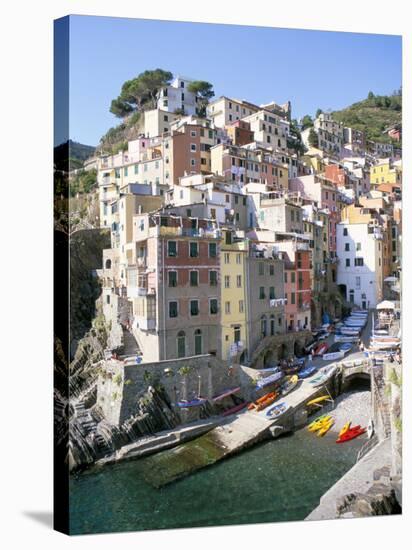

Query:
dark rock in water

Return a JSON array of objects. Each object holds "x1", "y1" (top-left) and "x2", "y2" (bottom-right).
[{"x1": 391, "y1": 475, "x2": 402, "y2": 508}]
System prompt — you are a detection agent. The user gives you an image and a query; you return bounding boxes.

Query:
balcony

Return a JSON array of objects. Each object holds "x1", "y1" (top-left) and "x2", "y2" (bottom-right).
[{"x1": 269, "y1": 298, "x2": 287, "y2": 308}]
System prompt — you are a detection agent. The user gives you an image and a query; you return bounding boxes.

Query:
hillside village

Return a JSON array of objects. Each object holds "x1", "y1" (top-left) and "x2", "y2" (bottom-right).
[{"x1": 78, "y1": 74, "x2": 402, "y2": 368}]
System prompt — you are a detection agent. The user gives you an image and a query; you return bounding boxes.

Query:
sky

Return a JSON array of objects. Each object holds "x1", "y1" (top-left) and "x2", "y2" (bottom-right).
[{"x1": 58, "y1": 15, "x2": 402, "y2": 146}]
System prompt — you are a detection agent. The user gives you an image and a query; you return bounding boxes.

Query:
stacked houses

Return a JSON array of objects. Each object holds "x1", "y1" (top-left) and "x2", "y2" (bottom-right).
[{"x1": 96, "y1": 75, "x2": 402, "y2": 368}]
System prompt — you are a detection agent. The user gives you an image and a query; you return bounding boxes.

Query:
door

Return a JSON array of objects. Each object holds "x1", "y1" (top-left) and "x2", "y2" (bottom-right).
[{"x1": 194, "y1": 329, "x2": 202, "y2": 355}]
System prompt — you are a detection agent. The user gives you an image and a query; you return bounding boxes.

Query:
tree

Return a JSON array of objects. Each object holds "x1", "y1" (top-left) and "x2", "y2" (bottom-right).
[
  {"x1": 315, "y1": 108, "x2": 323, "y2": 118},
  {"x1": 368, "y1": 91, "x2": 375, "y2": 100},
  {"x1": 308, "y1": 128, "x2": 319, "y2": 148},
  {"x1": 187, "y1": 80, "x2": 215, "y2": 116},
  {"x1": 110, "y1": 69, "x2": 173, "y2": 118},
  {"x1": 301, "y1": 114, "x2": 313, "y2": 130}
]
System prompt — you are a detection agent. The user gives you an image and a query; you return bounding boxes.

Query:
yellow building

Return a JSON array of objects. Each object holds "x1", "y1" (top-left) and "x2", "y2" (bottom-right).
[
  {"x1": 220, "y1": 232, "x2": 248, "y2": 362},
  {"x1": 370, "y1": 159, "x2": 402, "y2": 187}
]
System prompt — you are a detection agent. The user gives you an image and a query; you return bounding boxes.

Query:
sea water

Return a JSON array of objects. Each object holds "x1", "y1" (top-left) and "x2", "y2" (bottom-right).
[{"x1": 69, "y1": 424, "x2": 363, "y2": 534}]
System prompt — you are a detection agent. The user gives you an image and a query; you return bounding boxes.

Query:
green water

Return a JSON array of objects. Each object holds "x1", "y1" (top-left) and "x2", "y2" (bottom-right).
[{"x1": 69, "y1": 425, "x2": 364, "y2": 535}]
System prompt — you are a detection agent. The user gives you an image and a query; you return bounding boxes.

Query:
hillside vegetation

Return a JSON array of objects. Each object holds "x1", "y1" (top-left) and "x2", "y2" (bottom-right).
[{"x1": 332, "y1": 90, "x2": 402, "y2": 145}]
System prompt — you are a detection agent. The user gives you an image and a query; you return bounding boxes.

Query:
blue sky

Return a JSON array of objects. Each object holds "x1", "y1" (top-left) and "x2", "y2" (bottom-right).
[{"x1": 61, "y1": 15, "x2": 402, "y2": 146}]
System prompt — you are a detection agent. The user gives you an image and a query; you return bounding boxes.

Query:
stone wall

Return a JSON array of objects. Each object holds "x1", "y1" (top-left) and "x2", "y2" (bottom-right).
[{"x1": 97, "y1": 355, "x2": 260, "y2": 426}]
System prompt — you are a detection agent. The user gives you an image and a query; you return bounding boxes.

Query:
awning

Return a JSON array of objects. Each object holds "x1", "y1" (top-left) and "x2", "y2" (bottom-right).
[{"x1": 376, "y1": 300, "x2": 395, "y2": 310}]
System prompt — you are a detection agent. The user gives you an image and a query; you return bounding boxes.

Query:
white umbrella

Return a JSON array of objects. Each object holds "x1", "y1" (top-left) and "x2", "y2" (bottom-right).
[{"x1": 376, "y1": 300, "x2": 395, "y2": 310}]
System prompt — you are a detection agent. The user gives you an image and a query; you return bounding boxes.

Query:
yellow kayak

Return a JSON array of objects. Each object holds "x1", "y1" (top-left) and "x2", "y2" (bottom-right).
[
  {"x1": 339, "y1": 421, "x2": 351, "y2": 438},
  {"x1": 317, "y1": 418, "x2": 335, "y2": 437},
  {"x1": 307, "y1": 396, "x2": 329, "y2": 407},
  {"x1": 308, "y1": 414, "x2": 331, "y2": 432}
]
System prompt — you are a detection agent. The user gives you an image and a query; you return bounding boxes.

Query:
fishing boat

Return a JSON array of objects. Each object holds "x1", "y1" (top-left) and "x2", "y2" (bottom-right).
[
  {"x1": 339, "y1": 343, "x2": 353, "y2": 353},
  {"x1": 310, "y1": 364, "x2": 338, "y2": 387},
  {"x1": 176, "y1": 397, "x2": 207, "y2": 408},
  {"x1": 222, "y1": 402, "x2": 248, "y2": 417},
  {"x1": 306, "y1": 395, "x2": 329, "y2": 407},
  {"x1": 334, "y1": 334, "x2": 359, "y2": 343},
  {"x1": 280, "y1": 375, "x2": 299, "y2": 396},
  {"x1": 339, "y1": 421, "x2": 351, "y2": 438},
  {"x1": 212, "y1": 387, "x2": 241, "y2": 402},
  {"x1": 317, "y1": 417, "x2": 334, "y2": 437},
  {"x1": 339, "y1": 327, "x2": 361, "y2": 336},
  {"x1": 313, "y1": 342, "x2": 329, "y2": 356},
  {"x1": 336, "y1": 425, "x2": 366, "y2": 443},
  {"x1": 265, "y1": 401, "x2": 289, "y2": 419},
  {"x1": 298, "y1": 365, "x2": 317, "y2": 379},
  {"x1": 256, "y1": 371, "x2": 284, "y2": 389},
  {"x1": 248, "y1": 391, "x2": 278, "y2": 412}
]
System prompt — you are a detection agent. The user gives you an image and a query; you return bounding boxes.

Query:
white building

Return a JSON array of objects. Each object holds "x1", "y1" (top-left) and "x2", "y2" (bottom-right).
[
  {"x1": 157, "y1": 76, "x2": 198, "y2": 115},
  {"x1": 336, "y1": 221, "x2": 384, "y2": 308}
]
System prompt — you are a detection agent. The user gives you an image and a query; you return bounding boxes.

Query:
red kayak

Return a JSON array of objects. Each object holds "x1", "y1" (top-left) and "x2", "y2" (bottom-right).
[{"x1": 336, "y1": 426, "x2": 366, "y2": 443}]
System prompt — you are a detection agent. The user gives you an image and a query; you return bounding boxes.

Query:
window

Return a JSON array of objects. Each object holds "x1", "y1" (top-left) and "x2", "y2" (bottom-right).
[
  {"x1": 224, "y1": 252, "x2": 230, "y2": 264},
  {"x1": 106, "y1": 295, "x2": 110, "y2": 304},
  {"x1": 168, "y1": 271, "x2": 177, "y2": 287},
  {"x1": 236, "y1": 275, "x2": 242, "y2": 288},
  {"x1": 177, "y1": 331, "x2": 185, "y2": 358},
  {"x1": 343, "y1": 228, "x2": 348, "y2": 236},
  {"x1": 209, "y1": 270, "x2": 217, "y2": 286},
  {"x1": 291, "y1": 292, "x2": 296, "y2": 305},
  {"x1": 345, "y1": 258, "x2": 350, "y2": 268},
  {"x1": 190, "y1": 242, "x2": 198, "y2": 257},
  {"x1": 258, "y1": 263, "x2": 264, "y2": 276},
  {"x1": 355, "y1": 258, "x2": 364, "y2": 267},
  {"x1": 224, "y1": 275, "x2": 230, "y2": 288},
  {"x1": 236, "y1": 253, "x2": 241, "y2": 264},
  {"x1": 134, "y1": 165, "x2": 139, "y2": 174},
  {"x1": 225, "y1": 301, "x2": 231, "y2": 314},
  {"x1": 190, "y1": 300, "x2": 199, "y2": 316},
  {"x1": 194, "y1": 329, "x2": 202, "y2": 355},
  {"x1": 190, "y1": 271, "x2": 198, "y2": 286},
  {"x1": 259, "y1": 287, "x2": 265, "y2": 299},
  {"x1": 124, "y1": 167, "x2": 128, "y2": 177},
  {"x1": 269, "y1": 287, "x2": 275, "y2": 299},
  {"x1": 239, "y1": 300, "x2": 244, "y2": 313},
  {"x1": 168, "y1": 241, "x2": 177, "y2": 257},
  {"x1": 284, "y1": 272, "x2": 288, "y2": 283},
  {"x1": 345, "y1": 243, "x2": 350, "y2": 251},
  {"x1": 169, "y1": 301, "x2": 178, "y2": 318},
  {"x1": 349, "y1": 290, "x2": 354, "y2": 304},
  {"x1": 291, "y1": 272, "x2": 296, "y2": 283},
  {"x1": 190, "y1": 143, "x2": 197, "y2": 152},
  {"x1": 356, "y1": 243, "x2": 361, "y2": 251},
  {"x1": 164, "y1": 115, "x2": 169, "y2": 121},
  {"x1": 191, "y1": 159, "x2": 196, "y2": 167},
  {"x1": 115, "y1": 169, "x2": 120, "y2": 178},
  {"x1": 356, "y1": 276, "x2": 361, "y2": 288},
  {"x1": 210, "y1": 299, "x2": 218, "y2": 315},
  {"x1": 191, "y1": 130, "x2": 196, "y2": 137},
  {"x1": 209, "y1": 242, "x2": 217, "y2": 257}
]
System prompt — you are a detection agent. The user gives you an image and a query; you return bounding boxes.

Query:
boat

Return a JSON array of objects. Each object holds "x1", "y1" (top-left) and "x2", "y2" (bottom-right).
[
  {"x1": 310, "y1": 364, "x2": 338, "y2": 386},
  {"x1": 265, "y1": 401, "x2": 289, "y2": 419},
  {"x1": 336, "y1": 425, "x2": 366, "y2": 443},
  {"x1": 280, "y1": 375, "x2": 299, "y2": 396},
  {"x1": 334, "y1": 334, "x2": 359, "y2": 343},
  {"x1": 212, "y1": 387, "x2": 241, "y2": 402},
  {"x1": 339, "y1": 421, "x2": 351, "y2": 438},
  {"x1": 248, "y1": 391, "x2": 278, "y2": 412},
  {"x1": 367, "y1": 419, "x2": 374, "y2": 439},
  {"x1": 222, "y1": 402, "x2": 248, "y2": 417},
  {"x1": 317, "y1": 418, "x2": 335, "y2": 437},
  {"x1": 176, "y1": 397, "x2": 207, "y2": 408},
  {"x1": 308, "y1": 414, "x2": 330, "y2": 432},
  {"x1": 306, "y1": 395, "x2": 329, "y2": 406},
  {"x1": 339, "y1": 343, "x2": 353, "y2": 353},
  {"x1": 298, "y1": 365, "x2": 317, "y2": 379},
  {"x1": 313, "y1": 342, "x2": 329, "y2": 356},
  {"x1": 322, "y1": 351, "x2": 344, "y2": 361},
  {"x1": 256, "y1": 371, "x2": 284, "y2": 389}
]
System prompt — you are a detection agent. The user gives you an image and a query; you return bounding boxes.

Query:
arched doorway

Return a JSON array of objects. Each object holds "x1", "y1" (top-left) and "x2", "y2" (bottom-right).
[
  {"x1": 279, "y1": 342, "x2": 288, "y2": 360},
  {"x1": 177, "y1": 331, "x2": 186, "y2": 358},
  {"x1": 294, "y1": 341, "x2": 302, "y2": 357},
  {"x1": 263, "y1": 349, "x2": 275, "y2": 367},
  {"x1": 239, "y1": 350, "x2": 248, "y2": 364},
  {"x1": 194, "y1": 329, "x2": 202, "y2": 356},
  {"x1": 260, "y1": 315, "x2": 267, "y2": 338}
]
